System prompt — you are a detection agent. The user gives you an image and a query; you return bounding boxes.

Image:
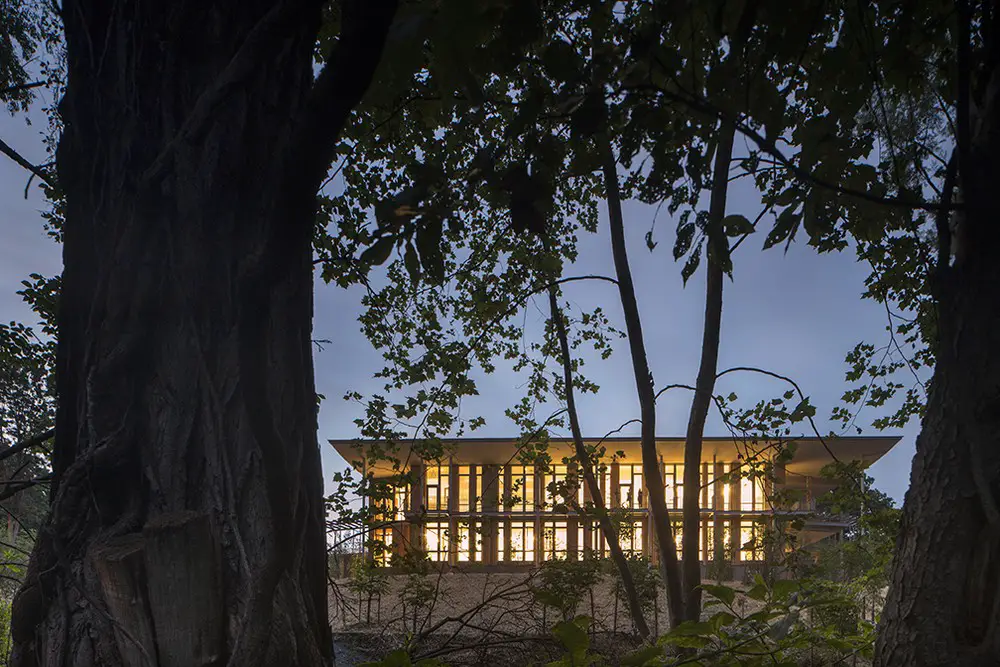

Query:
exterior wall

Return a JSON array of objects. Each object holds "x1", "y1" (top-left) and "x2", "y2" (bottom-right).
[{"x1": 369, "y1": 455, "x2": 836, "y2": 569}]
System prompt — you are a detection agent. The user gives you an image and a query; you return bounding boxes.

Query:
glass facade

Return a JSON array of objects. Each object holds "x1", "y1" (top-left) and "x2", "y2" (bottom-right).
[{"x1": 365, "y1": 456, "x2": 792, "y2": 567}]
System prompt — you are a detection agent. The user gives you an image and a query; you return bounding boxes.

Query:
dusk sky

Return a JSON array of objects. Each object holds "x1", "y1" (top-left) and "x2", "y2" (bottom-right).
[{"x1": 1, "y1": 104, "x2": 919, "y2": 504}]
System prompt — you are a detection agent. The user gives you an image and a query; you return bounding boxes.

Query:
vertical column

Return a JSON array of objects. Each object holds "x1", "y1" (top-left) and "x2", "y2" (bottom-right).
[
  {"x1": 610, "y1": 461, "x2": 620, "y2": 509},
  {"x1": 410, "y1": 463, "x2": 424, "y2": 557}
]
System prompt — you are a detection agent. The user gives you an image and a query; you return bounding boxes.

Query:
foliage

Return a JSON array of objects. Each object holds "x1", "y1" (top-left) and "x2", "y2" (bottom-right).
[
  {"x1": 533, "y1": 556, "x2": 602, "y2": 621},
  {"x1": 623, "y1": 577, "x2": 875, "y2": 666},
  {"x1": 547, "y1": 616, "x2": 602, "y2": 667},
  {"x1": 359, "y1": 648, "x2": 449, "y2": 667}
]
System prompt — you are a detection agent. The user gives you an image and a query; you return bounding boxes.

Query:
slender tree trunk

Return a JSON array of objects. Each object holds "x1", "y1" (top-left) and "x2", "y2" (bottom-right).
[
  {"x1": 680, "y1": 124, "x2": 733, "y2": 623},
  {"x1": 547, "y1": 288, "x2": 651, "y2": 639},
  {"x1": 9, "y1": 2, "x2": 396, "y2": 666},
  {"x1": 874, "y1": 38, "x2": 1000, "y2": 667},
  {"x1": 599, "y1": 136, "x2": 685, "y2": 627}
]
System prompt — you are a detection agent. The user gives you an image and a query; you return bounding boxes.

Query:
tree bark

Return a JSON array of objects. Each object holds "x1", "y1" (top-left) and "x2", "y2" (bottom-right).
[
  {"x1": 599, "y1": 136, "x2": 685, "y2": 628},
  {"x1": 874, "y1": 30, "x2": 1000, "y2": 667},
  {"x1": 10, "y1": 2, "x2": 397, "y2": 666},
  {"x1": 680, "y1": 122, "x2": 732, "y2": 623}
]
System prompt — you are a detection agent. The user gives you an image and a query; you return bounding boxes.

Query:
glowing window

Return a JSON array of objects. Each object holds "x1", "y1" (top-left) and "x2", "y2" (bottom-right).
[
  {"x1": 425, "y1": 521, "x2": 450, "y2": 562},
  {"x1": 542, "y1": 520, "x2": 569, "y2": 560},
  {"x1": 671, "y1": 521, "x2": 683, "y2": 559},
  {"x1": 457, "y1": 465, "x2": 473, "y2": 512},
  {"x1": 618, "y1": 464, "x2": 643, "y2": 509},
  {"x1": 740, "y1": 471, "x2": 767, "y2": 511},
  {"x1": 425, "y1": 464, "x2": 450, "y2": 511},
  {"x1": 372, "y1": 526, "x2": 393, "y2": 566},
  {"x1": 619, "y1": 520, "x2": 643, "y2": 556},
  {"x1": 721, "y1": 463, "x2": 732, "y2": 511},
  {"x1": 394, "y1": 485, "x2": 409, "y2": 521},
  {"x1": 664, "y1": 464, "x2": 684, "y2": 509},
  {"x1": 507, "y1": 520, "x2": 535, "y2": 562},
  {"x1": 456, "y1": 520, "x2": 483, "y2": 562},
  {"x1": 587, "y1": 521, "x2": 611, "y2": 556},
  {"x1": 544, "y1": 465, "x2": 569, "y2": 510},
  {"x1": 740, "y1": 520, "x2": 764, "y2": 561},
  {"x1": 504, "y1": 465, "x2": 535, "y2": 512},
  {"x1": 702, "y1": 464, "x2": 715, "y2": 509}
]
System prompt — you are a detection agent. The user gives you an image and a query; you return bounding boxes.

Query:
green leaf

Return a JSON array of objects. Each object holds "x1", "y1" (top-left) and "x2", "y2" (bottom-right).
[
  {"x1": 723, "y1": 214, "x2": 754, "y2": 237},
  {"x1": 681, "y1": 242, "x2": 702, "y2": 284},
  {"x1": 622, "y1": 645, "x2": 663, "y2": 666},
  {"x1": 404, "y1": 241, "x2": 421, "y2": 280},
  {"x1": 763, "y1": 208, "x2": 801, "y2": 250},
  {"x1": 360, "y1": 237, "x2": 396, "y2": 266},
  {"x1": 552, "y1": 616, "x2": 591, "y2": 655},
  {"x1": 416, "y1": 214, "x2": 445, "y2": 283},
  {"x1": 542, "y1": 39, "x2": 583, "y2": 82},
  {"x1": 570, "y1": 93, "x2": 607, "y2": 138},
  {"x1": 674, "y1": 221, "x2": 695, "y2": 259},
  {"x1": 772, "y1": 579, "x2": 800, "y2": 602},
  {"x1": 701, "y1": 583, "x2": 736, "y2": 606}
]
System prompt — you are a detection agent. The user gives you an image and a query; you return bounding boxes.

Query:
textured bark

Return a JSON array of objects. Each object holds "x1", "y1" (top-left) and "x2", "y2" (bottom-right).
[
  {"x1": 680, "y1": 123, "x2": 732, "y2": 623},
  {"x1": 547, "y1": 288, "x2": 650, "y2": 639},
  {"x1": 10, "y1": 2, "x2": 397, "y2": 666},
  {"x1": 874, "y1": 40, "x2": 1000, "y2": 667},
  {"x1": 599, "y1": 136, "x2": 685, "y2": 627}
]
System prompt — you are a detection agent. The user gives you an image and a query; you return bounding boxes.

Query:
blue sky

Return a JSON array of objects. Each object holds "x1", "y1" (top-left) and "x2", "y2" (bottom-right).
[{"x1": 0, "y1": 107, "x2": 919, "y2": 505}]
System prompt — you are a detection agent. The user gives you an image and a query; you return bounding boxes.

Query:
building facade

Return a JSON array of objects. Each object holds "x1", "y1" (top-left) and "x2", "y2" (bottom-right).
[{"x1": 330, "y1": 436, "x2": 898, "y2": 572}]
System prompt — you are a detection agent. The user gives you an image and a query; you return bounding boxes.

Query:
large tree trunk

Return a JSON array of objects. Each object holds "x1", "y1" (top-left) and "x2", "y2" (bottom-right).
[
  {"x1": 874, "y1": 52, "x2": 1000, "y2": 667},
  {"x1": 9, "y1": 2, "x2": 395, "y2": 666}
]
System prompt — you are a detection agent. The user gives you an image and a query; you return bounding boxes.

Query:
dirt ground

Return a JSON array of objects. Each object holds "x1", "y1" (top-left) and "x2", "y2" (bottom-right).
[{"x1": 328, "y1": 571, "x2": 758, "y2": 666}]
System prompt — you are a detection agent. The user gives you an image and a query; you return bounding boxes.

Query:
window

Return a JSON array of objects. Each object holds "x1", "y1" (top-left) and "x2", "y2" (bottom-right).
[
  {"x1": 619, "y1": 520, "x2": 643, "y2": 556},
  {"x1": 372, "y1": 526, "x2": 393, "y2": 566},
  {"x1": 394, "y1": 485, "x2": 409, "y2": 521},
  {"x1": 664, "y1": 464, "x2": 684, "y2": 509},
  {"x1": 457, "y1": 520, "x2": 483, "y2": 562},
  {"x1": 721, "y1": 463, "x2": 732, "y2": 511},
  {"x1": 618, "y1": 464, "x2": 643, "y2": 509},
  {"x1": 739, "y1": 470, "x2": 767, "y2": 511},
  {"x1": 502, "y1": 520, "x2": 535, "y2": 562},
  {"x1": 586, "y1": 521, "x2": 610, "y2": 556},
  {"x1": 425, "y1": 521, "x2": 450, "y2": 562},
  {"x1": 542, "y1": 520, "x2": 569, "y2": 560},
  {"x1": 702, "y1": 464, "x2": 715, "y2": 509},
  {"x1": 740, "y1": 520, "x2": 764, "y2": 561},
  {"x1": 503, "y1": 465, "x2": 535, "y2": 512},
  {"x1": 544, "y1": 465, "x2": 570, "y2": 510},
  {"x1": 425, "y1": 464, "x2": 450, "y2": 511},
  {"x1": 671, "y1": 521, "x2": 683, "y2": 559},
  {"x1": 457, "y1": 465, "x2": 474, "y2": 512}
]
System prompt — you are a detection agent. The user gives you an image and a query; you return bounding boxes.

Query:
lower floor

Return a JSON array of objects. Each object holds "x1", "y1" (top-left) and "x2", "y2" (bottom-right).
[{"x1": 369, "y1": 512, "x2": 836, "y2": 568}]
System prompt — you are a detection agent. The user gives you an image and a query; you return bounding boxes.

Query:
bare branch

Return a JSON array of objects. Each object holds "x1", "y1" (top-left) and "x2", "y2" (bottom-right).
[
  {"x1": 0, "y1": 81, "x2": 46, "y2": 96},
  {"x1": 0, "y1": 428, "x2": 55, "y2": 466},
  {"x1": 0, "y1": 137, "x2": 54, "y2": 188}
]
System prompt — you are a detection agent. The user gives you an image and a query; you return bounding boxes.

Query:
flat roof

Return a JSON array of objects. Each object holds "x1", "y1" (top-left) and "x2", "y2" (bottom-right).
[{"x1": 329, "y1": 435, "x2": 901, "y2": 478}]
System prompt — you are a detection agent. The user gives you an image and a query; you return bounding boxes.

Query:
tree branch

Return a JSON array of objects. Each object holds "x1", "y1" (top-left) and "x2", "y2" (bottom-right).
[
  {"x1": 0, "y1": 428, "x2": 55, "y2": 467},
  {"x1": 0, "y1": 81, "x2": 46, "y2": 96},
  {"x1": 547, "y1": 285, "x2": 651, "y2": 640},
  {"x1": 0, "y1": 137, "x2": 54, "y2": 188},
  {"x1": 293, "y1": 0, "x2": 400, "y2": 193},
  {"x1": 627, "y1": 84, "x2": 956, "y2": 214}
]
